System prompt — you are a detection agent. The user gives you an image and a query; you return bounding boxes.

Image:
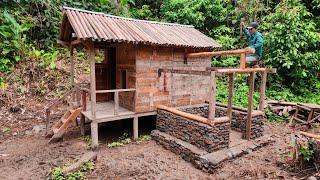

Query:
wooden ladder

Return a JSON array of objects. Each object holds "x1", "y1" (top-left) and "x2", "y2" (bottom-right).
[{"x1": 47, "y1": 107, "x2": 82, "y2": 143}]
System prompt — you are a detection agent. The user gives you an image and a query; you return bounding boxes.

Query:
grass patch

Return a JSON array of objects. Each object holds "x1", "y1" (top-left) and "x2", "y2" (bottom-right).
[
  {"x1": 107, "y1": 133, "x2": 131, "y2": 148},
  {"x1": 136, "y1": 135, "x2": 151, "y2": 144},
  {"x1": 51, "y1": 160, "x2": 95, "y2": 180}
]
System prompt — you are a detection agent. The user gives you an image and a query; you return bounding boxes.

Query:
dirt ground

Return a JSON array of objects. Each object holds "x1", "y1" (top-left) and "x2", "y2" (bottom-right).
[{"x1": 0, "y1": 121, "x2": 303, "y2": 180}]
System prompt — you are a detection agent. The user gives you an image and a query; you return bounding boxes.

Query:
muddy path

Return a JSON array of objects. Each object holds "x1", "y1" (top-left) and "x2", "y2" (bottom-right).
[{"x1": 0, "y1": 123, "x2": 297, "y2": 180}]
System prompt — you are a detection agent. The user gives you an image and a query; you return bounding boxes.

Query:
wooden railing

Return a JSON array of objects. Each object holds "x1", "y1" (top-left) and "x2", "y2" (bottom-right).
[
  {"x1": 81, "y1": 88, "x2": 136, "y2": 116},
  {"x1": 187, "y1": 48, "x2": 255, "y2": 69}
]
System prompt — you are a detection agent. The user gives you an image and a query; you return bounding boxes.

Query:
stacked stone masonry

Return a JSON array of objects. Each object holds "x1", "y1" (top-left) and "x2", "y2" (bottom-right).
[
  {"x1": 178, "y1": 104, "x2": 265, "y2": 139},
  {"x1": 156, "y1": 109, "x2": 230, "y2": 153}
]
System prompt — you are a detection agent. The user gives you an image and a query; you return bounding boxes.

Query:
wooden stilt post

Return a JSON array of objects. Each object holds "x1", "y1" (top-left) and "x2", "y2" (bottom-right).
[
  {"x1": 133, "y1": 116, "x2": 138, "y2": 140},
  {"x1": 114, "y1": 91, "x2": 119, "y2": 115},
  {"x1": 89, "y1": 48, "x2": 96, "y2": 119},
  {"x1": 88, "y1": 45, "x2": 98, "y2": 146},
  {"x1": 227, "y1": 73, "x2": 235, "y2": 120},
  {"x1": 259, "y1": 72, "x2": 267, "y2": 111},
  {"x1": 80, "y1": 114, "x2": 85, "y2": 136},
  {"x1": 246, "y1": 72, "x2": 255, "y2": 140},
  {"x1": 91, "y1": 122, "x2": 98, "y2": 147},
  {"x1": 208, "y1": 71, "x2": 216, "y2": 122},
  {"x1": 70, "y1": 47, "x2": 76, "y2": 102}
]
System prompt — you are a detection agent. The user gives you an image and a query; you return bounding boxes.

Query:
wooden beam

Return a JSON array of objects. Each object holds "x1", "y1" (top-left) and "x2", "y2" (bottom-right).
[
  {"x1": 158, "y1": 68, "x2": 210, "y2": 77},
  {"x1": 133, "y1": 116, "x2": 138, "y2": 140},
  {"x1": 300, "y1": 131, "x2": 320, "y2": 140},
  {"x1": 157, "y1": 105, "x2": 212, "y2": 125},
  {"x1": 208, "y1": 71, "x2": 216, "y2": 122},
  {"x1": 227, "y1": 73, "x2": 235, "y2": 120},
  {"x1": 206, "y1": 67, "x2": 277, "y2": 74},
  {"x1": 259, "y1": 72, "x2": 267, "y2": 111},
  {"x1": 96, "y1": 88, "x2": 136, "y2": 93},
  {"x1": 246, "y1": 72, "x2": 255, "y2": 140},
  {"x1": 186, "y1": 48, "x2": 255, "y2": 58},
  {"x1": 214, "y1": 116, "x2": 230, "y2": 124}
]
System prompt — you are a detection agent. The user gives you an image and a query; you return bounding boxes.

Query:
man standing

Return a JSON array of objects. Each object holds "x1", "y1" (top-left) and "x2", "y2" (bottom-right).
[{"x1": 240, "y1": 22, "x2": 264, "y2": 67}]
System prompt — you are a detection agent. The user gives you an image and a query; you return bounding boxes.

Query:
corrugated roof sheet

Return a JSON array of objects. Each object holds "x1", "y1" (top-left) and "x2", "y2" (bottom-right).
[{"x1": 59, "y1": 7, "x2": 221, "y2": 49}]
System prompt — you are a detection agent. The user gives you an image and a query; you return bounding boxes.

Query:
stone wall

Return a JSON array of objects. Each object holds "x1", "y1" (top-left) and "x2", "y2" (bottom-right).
[
  {"x1": 178, "y1": 104, "x2": 265, "y2": 139},
  {"x1": 156, "y1": 109, "x2": 230, "y2": 153}
]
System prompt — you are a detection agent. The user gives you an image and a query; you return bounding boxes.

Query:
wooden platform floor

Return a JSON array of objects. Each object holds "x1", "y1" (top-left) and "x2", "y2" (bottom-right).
[{"x1": 82, "y1": 101, "x2": 135, "y2": 121}]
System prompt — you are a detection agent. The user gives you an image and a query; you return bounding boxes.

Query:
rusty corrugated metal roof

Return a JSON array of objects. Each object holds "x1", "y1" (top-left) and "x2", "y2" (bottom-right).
[{"x1": 59, "y1": 7, "x2": 221, "y2": 49}]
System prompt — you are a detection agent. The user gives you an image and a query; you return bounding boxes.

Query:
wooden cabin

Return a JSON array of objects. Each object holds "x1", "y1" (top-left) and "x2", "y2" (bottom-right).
[{"x1": 57, "y1": 7, "x2": 221, "y2": 146}]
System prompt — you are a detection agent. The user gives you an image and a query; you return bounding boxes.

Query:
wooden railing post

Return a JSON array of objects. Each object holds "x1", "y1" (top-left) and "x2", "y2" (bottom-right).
[
  {"x1": 208, "y1": 71, "x2": 216, "y2": 122},
  {"x1": 114, "y1": 91, "x2": 119, "y2": 115},
  {"x1": 246, "y1": 72, "x2": 255, "y2": 140},
  {"x1": 240, "y1": 53, "x2": 246, "y2": 69},
  {"x1": 259, "y1": 72, "x2": 267, "y2": 111},
  {"x1": 227, "y1": 73, "x2": 235, "y2": 120}
]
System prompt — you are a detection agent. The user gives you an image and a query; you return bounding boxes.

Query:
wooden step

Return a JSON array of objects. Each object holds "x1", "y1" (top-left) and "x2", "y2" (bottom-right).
[
  {"x1": 53, "y1": 127, "x2": 60, "y2": 134},
  {"x1": 61, "y1": 118, "x2": 68, "y2": 123},
  {"x1": 48, "y1": 107, "x2": 82, "y2": 144}
]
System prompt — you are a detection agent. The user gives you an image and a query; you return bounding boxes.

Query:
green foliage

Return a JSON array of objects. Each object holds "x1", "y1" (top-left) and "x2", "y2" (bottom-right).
[
  {"x1": 107, "y1": 133, "x2": 131, "y2": 148},
  {"x1": 0, "y1": 11, "x2": 31, "y2": 72},
  {"x1": 299, "y1": 144, "x2": 314, "y2": 162},
  {"x1": 2, "y1": 127, "x2": 11, "y2": 133},
  {"x1": 51, "y1": 160, "x2": 95, "y2": 180},
  {"x1": 136, "y1": 135, "x2": 151, "y2": 144},
  {"x1": 265, "y1": 108, "x2": 289, "y2": 123},
  {"x1": 52, "y1": 167, "x2": 64, "y2": 180},
  {"x1": 216, "y1": 75, "x2": 260, "y2": 108},
  {"x1": 262, "y1": 0, "x2": 320, "y2": 92}
]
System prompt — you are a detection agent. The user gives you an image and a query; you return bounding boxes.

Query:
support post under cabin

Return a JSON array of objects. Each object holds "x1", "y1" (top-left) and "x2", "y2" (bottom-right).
[
  {"x1": 70, "y1": 47, "x2": 75, "y2": 102},
  {"x1": 133, "y1": 116, "x2": 138, "y2": 140},
  {"x1": 246, "y1": 72, "x2": 255, "y2": 140},
  {"x1": 88, "y1": 47, "x2": 98, "y2": 146},
  {"x1": 208, "y1": 71, "x2": 216, "y2": 123}
]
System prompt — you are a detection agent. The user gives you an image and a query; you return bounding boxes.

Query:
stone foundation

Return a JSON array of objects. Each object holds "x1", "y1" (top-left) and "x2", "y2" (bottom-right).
[
  {"x1": 156, "y1": 109, "x2": 230, "y2": 153},
  {"x1": 178, "y1": 104, "x2": 265, "y2": 139},
  {"x1": 153, "y1": 103, "x2": 268, "y2": 172}
]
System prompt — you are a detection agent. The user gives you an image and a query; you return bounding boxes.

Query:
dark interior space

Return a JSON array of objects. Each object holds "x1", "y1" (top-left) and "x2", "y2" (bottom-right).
[{"x1": 86, "y1": 115, "x2": 157, "y2": 144}]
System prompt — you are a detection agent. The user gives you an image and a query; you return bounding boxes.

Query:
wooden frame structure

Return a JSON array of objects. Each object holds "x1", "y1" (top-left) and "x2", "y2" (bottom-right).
[{"x1": 187, "y1": 49, "x2": 276, "y2": 140}]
